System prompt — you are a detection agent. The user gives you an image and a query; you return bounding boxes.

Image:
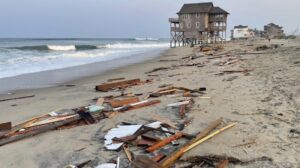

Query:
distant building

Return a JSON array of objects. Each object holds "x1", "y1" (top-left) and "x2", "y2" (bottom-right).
[
  {"x1": 231, "y1": 25, "x2": 254, "y2": 39},
  {"x1": 169, "y1": 2, "x2": 229, "y2": 47},
  {"x1": 264, "y1": 23, "x2": 285, "y2": 38}
]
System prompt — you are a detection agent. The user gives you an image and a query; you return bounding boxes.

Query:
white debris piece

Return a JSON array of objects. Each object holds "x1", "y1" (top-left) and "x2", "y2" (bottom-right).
[
  {"x1": 95, "y1": 163, "x2": 117, "y2": 168},
  {"x1": 104, "y1": 125, "x2": 142, "y2": 150},
  {"x1": 146, "y1": 121, "x2": 162, "y2": 129},
  {"x1": 104, "y1": 122, "x2": 162, "y2": 150},
  {"x1": 167, "y1": 101, "x2": 190, "y2": 107}
]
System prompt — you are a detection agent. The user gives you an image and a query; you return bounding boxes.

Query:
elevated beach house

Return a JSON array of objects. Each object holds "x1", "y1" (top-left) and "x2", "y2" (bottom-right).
[
  {"x1": 264, "y1": 23, "x2": 285, "y2": 38},
  {"x1": 169, "y1": 2, "x2": 229, "y2": 47},
  {"x1": 231, "y1": 25, "x2": 255, "y2": 40}
]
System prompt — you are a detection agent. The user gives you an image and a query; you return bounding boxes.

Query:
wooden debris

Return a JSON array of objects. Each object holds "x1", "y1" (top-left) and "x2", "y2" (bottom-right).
[
  {"x1": 161, "y1": 127, "x2": 179, "y2": 146},
  {"x1": 217, "y1": 68, "x2": 253, "y2": 75},
  {"x1": 0, "y1": 95, "x2": 35, "y2": 102},
  {"x1": 0, "y1": 115, "x2": 81, "y2": 146},
  {"x1": 149, "y1": 89, "x2": 177, "y2": 97},
  {"x1": 0, "y1": 122, "x2": 12, "y2": 131},
  {"x1": 184, "y1": 123, "x2": 236, "y2": 152},
  {"x1": 183, "y1": 155, "x2": 272, "y2": 166},
  {"x1": 146, "y1": 67, "x2": 169, "y2": 74},
  {"x1": 107, "y1": 97, "x2": 140, "y2": 108},
  {"x1": 95, "y1": 79, "x2": 142, "y2": 92},
  {"x1": 96, "y1": 98, "x2": 105, "y2": 106},
  {"x1": 179, "y1": 104, "x2": 187, "y2": 119},
  {"x1": 146, "y1": 132, "x2": 184, "y2": 152},
  {"x1": 132, "y1": 155, "x2": 162, "y2": 168},
  {"x1": 151, "y1": 153, "x2": 166, "y2": 163},
  {"x1": 116, "y1": 100, "x2": 161, "y2": 112},
  {"x1": 161, "y1": 118, "x2": 222, "y2": 168},
  {"x1": 137, "y1": 138, "x2": 157, "y2": 147},
  {"x1": 108, "y1": 77, "x2": 126, "y2": 82},
  {"x1": 217, "y1": 159, "x2": 229, "y2": 168},
  {"x1": 151, "y1": 115, "x2": 177, "y2": 129},
  {"x1": 123, "y1": 145, "x2": 133, "y2": 162}
]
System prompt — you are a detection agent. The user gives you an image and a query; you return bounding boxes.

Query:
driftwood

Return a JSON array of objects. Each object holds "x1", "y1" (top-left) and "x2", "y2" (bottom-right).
[{"x1": 0, "y1": 95, "x2": 35, "y2": 102}]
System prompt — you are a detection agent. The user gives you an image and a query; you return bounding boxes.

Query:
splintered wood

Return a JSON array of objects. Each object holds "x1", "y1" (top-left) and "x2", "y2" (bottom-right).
[
  {"x1": 106, "y1": 97, "x2": 140, "y2": 108},
  {"x1": 95, "y1": 79, "x2": 150, "y2": 92}
]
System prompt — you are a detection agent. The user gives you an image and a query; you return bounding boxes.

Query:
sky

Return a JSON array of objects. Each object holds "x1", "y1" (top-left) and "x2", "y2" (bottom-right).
[{"x1": 0, "y1": 0, "x2": 299, "y2": 38}]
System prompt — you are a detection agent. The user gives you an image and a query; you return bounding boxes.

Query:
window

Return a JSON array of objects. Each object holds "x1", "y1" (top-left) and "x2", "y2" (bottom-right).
[
  {"x1": 196, "y1": 22, "x2": 200, "y2": 28},
  {"x1": 187, "y1": 22, "x2": 191, "y2": 28},
  {"x1": 196, "y1": 13, "x2": 201, "y2": 18},
  {"x1": 180, "y1": 23, "x2": 184, "y2": 29},
  {"x1": 182, "y1": 14, "x2": 190, "y2": 20}
]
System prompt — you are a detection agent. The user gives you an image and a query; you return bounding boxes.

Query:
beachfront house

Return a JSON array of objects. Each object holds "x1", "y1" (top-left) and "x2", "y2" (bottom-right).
[
  {"x1": 264, "y1": 23, "x2": 285, "y2": 38},
  {"x1": 169, "y1": 2, "x2": 229, "y2": 47},
  {"x1": 231, "y1": 25, "x2": 255, "y2": 40}
]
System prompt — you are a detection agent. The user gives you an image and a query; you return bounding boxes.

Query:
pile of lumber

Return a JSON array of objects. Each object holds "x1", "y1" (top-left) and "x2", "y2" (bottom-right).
[{"x1": 103, "y1": 118, "x2": 236, "y2": 168}]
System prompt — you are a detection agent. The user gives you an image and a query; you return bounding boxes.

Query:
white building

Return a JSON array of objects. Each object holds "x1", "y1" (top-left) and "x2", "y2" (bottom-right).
[{"x1": 232, "y1": 25, "x2": 254, "y2": 39}]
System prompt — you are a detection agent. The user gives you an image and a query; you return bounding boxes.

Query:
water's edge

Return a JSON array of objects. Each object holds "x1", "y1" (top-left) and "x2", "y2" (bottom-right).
[{"x1": 0, "y1": 48, "x2": 167, "y2": 94}]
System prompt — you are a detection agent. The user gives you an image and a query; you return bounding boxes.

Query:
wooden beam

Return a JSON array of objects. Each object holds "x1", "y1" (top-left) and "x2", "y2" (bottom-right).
[{"x1": 95, "y1": 79, "x2": 141, "y2": 92}]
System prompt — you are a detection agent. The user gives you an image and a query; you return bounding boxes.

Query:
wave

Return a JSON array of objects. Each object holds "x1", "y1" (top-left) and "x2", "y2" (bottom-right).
[
  {"x1": 135, "y1": 38, "x2": 159, "y2": 41},
  {"x1": 103, "y1": 43, "x2": 169, "y2": 49},
  {"x1": 11, "y1": 45, "x2": 99, "y2": 51},
  {"x1": 10, "y1": 43, "x2": 168, "y2": 51}
]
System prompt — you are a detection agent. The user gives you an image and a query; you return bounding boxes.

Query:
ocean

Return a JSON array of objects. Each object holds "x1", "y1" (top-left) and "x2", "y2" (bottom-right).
[{"x1": 0, "y1": 38, "x2": 169, "y2": 79}]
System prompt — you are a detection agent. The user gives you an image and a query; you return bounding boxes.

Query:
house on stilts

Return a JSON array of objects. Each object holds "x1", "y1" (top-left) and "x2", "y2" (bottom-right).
[{"x1": 169, "y1": 2, "x2": 229, "y2": 47}]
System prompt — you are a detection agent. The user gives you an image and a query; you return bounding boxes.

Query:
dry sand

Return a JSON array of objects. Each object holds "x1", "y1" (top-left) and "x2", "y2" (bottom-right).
[{"x1": 0, "y1": 38, "x2": 299, "y2": 168}]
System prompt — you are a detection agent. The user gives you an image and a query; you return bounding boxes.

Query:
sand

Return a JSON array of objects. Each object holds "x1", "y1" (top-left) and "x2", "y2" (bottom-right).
[{"x1": 0, "y1": 39, "x2": 299, "y2": 168}]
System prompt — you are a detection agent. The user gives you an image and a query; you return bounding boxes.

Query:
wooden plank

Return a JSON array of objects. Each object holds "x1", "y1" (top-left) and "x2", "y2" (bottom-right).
[
  {"x1": 0, "y1": 122, "x2": 12, "y2": 131},
  {"x1": 151, "y1": 153, "x2": 166, "y2": 163},
  {"x1": 146, "y1": 132, "x2": 184, "y2": 152},
  {"x1": 108, "y1": 97, "x2": 140, "y2": 108},
  {"x1": 151, "y1": 115, "x2": 177, "y2": 129},
  {"x1": 0, "y1": 95, "x2": 35, "y2": 102},
  {"x1": 117, "y1": 100, "x2": 161, "y2": 112},
  {"x1": 0, "y1": 115, "x2": 81, "y2": 146},
  {"x1": 95, "y1": 79, "x2": 141, "y2": 92}
]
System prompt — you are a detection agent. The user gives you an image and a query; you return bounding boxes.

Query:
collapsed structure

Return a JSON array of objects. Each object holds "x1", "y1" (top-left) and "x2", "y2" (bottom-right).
[{"x1": 169, "y1": 2, "x2": 229, "y2": 47}]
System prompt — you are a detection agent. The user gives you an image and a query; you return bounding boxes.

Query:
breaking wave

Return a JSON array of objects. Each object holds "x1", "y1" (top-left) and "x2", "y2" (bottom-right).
[
  {"x1": 11, "y1": 45, "x2": 99, "y2": 51},
  {"x1": 10, "y1": 43, "x2": 168, "y2": 51}
]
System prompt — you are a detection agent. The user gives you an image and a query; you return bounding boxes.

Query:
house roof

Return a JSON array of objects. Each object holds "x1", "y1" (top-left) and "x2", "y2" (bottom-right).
[
  {"x1": 234, "y1": 25, "x2": 248, "y2": 29},
  {"x1": 210, "y1": 6, "x2": 229, "y2": 14},
  {"x1": 177, "y1": 2, "x2": 213, "y2": 14},
  {"x1": 266, "y1": 23, "x2": 283, "y2": 29}
]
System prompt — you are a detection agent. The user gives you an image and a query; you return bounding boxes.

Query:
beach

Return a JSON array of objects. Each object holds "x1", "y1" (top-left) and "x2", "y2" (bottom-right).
[{"x1": 0, "y1": 39, "x2": 300, "y2": 167}]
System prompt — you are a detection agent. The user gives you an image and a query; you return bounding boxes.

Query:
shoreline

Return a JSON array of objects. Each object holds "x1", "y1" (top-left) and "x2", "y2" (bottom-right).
[{"x1": 0, "y1": 48, "x2": 167, "y2": 94}]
